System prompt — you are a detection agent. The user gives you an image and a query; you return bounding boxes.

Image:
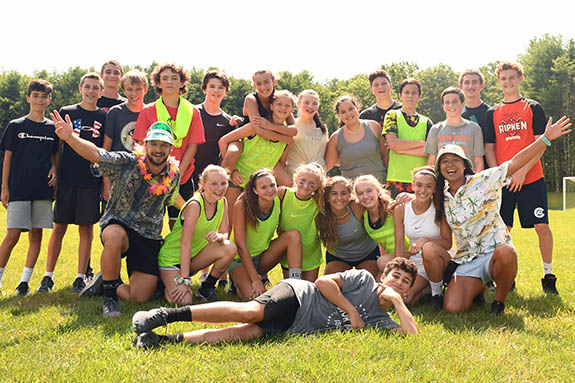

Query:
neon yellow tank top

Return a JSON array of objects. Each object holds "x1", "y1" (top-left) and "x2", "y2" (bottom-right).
[
  {"x1": 158, "y1": 193, "x2": 225, "y2": 267},
  {"x1": 363, "y1": 211, "x2": 409, "y2": 254},
  {"x1": 387, "y1": 111, "x2": 429, "y2": 183},
  {"x1": 235, "y1": 135, "x2": 287, "y2": 188},
  {"x1": 279, "y1": 189, "x2": 322, "y2": 271},
  {"x1": 232, "y1": 195, "x2": 281, "y2": 259}
]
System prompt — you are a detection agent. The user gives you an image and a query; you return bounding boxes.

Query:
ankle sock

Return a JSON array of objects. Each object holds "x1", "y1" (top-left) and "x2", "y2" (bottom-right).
[
  {"x1": 76, "y1": 273, "x2": 85, "y2": 279},
  {"x1": 543, "y1": 262, "x2": 553, "y2": 276},
  {"x1": 20, "y1": 267, "x2": 34, "y2": 283},
  {"x1": 430, "y1": 281, "x2": 443, "y2": 296},
  {"x1": 289, "y1": 268, "x2": 302, "y2": 279},
  {"x1": 202, "y1": 274, "x2": 218, "y2": 289},
  {"x1": 103, "y1": 279, "x2": 121, "y2": 299},
  {"x1": 44, "y1": 271, "x2": 54, "y2": 279}
]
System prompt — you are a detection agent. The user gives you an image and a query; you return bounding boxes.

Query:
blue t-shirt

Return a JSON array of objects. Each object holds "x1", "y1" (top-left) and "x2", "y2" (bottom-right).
[{"x1": 0, "y1": 116, "x2": 59, "y2": 201}]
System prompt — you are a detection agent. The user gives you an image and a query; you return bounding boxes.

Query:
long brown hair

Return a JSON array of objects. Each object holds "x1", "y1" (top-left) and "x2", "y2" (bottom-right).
[
  {"x1": 353, "y1": 174, "x2": 391, "y2": 225},
  {"x1": 315, "y1": 176, "x2": 352, "y2": 251},
  {"x1": 239, "y1": 168, "x2": 275, "y2": 228},
  {"x1": 412, "y1": 166, "x2": 442, "y2": 224}
]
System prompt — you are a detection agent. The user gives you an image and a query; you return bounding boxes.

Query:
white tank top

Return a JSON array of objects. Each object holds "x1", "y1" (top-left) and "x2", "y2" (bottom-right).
[{"x1": 404, "y1": 200, "x2": 440, "y2": 241}]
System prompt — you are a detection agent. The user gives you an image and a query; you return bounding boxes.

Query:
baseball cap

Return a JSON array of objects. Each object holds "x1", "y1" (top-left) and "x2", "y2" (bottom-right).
[{"x1": 144, "y1": 122, "x2": 174, "y2": 145}]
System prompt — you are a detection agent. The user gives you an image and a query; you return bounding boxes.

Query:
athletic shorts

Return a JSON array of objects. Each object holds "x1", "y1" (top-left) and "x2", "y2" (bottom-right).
[
  {"x1": 452, "y1": 253, "x2": 495, "y2": 284},
  {"x1": 102, "y1": 219, "x2": 162, "y2": 277},
  {"x1": 7, "y1": 200, "x2": 53, "y2": 230},
  {"x1": 325, "y1": 246, "x2": 380, "y2": 268},
  {"x1": 167, "y1": 177, "x2": 195, "y2": 220},
  {"x1": 410, "y1": 252, "x2": 428, "y2": 281},
  {"x1": 500, "y1": 178, "x2": 549, "y2": 228},
  {"x1": 254, "y1": 282, "x2": 299, "y2": 334},
  {"x1": 228, "y1": 253, "x2": 263, "y2": 273},
  {"x1": 54, "y1": 185, "x2": 101, "y2": 225},
  {"x1": 385, "y1": 181, "x2": 413, "y2": 199}
]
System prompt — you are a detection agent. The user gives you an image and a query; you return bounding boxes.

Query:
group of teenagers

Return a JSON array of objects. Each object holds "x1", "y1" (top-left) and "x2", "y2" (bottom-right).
[{"x1": 0, "y1": 59, "x2": 571, "y2": 348}]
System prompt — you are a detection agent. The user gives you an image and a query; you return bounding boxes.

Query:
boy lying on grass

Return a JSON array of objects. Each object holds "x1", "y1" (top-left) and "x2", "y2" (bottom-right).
[{"x1": 132, "y1": 257, "x2": 418, "y2": 348}]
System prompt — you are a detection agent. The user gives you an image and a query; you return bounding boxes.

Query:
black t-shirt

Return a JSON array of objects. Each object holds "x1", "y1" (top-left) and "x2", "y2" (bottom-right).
[
  {"x1": 192, "y1": 104, "x2": 235, "y2": 184},
  {"x1": 0, "y1": 117, "x2": 59, "y2": 201},
  {"x1": 359, "y1": 101, "x2": 402, "y2": 126},
  {"x1": 97, "y1": 96, "x2": 127, "y2": 112},
  {"x1": 58, "y1": 104, "x2": 106, "y2": 188},
  {"x1": 462, "y1": 101, "x2": 490, "y2": 168}
]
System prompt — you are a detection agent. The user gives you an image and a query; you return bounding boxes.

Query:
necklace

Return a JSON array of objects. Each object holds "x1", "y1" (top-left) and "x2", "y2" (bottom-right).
[
  {"x1": 343, "y1": 125, "x2": 362, "y2": 135},
  {"x1": 335, "y1": 210, "x2": 350, "y2": 220},
  {"x1": 134, "y1": 144, "x2": 179, "y2": 196}
]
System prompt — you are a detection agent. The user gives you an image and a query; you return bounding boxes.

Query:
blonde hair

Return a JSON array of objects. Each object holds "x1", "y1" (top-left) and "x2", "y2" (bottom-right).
[
  {"x1": 353, "y1": 174, "x2": 391, "y2": 224},
  {"x1": 197, "y1": 165, "x2": 228, "y2": 194},
  {"x1": 293, "y1": 162, "x2": 325, "y2": 205},
  {"x1": 120, "y1": 70, "x2": 148, "y2": 90}
]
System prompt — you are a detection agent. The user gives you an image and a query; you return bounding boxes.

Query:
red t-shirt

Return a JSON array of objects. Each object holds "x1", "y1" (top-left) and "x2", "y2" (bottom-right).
[
  {"x1": 485, "y1": 98, "x2": 546, "y2": 185},
  {"x1": 134, "y1": 102, "x2": 205, "y2": 184}
]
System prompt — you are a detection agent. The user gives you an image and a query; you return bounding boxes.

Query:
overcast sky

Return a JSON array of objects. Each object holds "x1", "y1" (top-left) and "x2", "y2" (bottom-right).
[{"x1": 2, "y1": 0, "x2": 573, "y2": 82}]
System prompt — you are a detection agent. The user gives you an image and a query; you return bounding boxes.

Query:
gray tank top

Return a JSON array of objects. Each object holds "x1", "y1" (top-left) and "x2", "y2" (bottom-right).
[
  {"x1": 332, "y1": 205, "x2": 378, "y2": 262},
  {"x1": 336, "y1": 122, "x2": 387, "y2": 183}
]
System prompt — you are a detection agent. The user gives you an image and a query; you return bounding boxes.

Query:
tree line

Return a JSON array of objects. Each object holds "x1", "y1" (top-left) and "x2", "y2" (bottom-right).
[{"x1": 1, "y1": 34, "x2": 573, "y2": 192}]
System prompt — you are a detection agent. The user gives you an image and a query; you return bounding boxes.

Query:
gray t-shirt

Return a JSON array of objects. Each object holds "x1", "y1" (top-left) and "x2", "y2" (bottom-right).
[
  {"x1": 283, "y1": 269, "x2": 399, "y2": 334},
  {"x1": 425, "y1": 119, "x2": 484, "y2": 170},
  {"x1": 104, "y1": 103, "x2": 139, "y2": 152}
]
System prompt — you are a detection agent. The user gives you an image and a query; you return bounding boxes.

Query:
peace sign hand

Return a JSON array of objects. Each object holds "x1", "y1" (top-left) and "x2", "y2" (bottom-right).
[{"x1": 50, "y1": 110, "x2": 74, "y2": 141}]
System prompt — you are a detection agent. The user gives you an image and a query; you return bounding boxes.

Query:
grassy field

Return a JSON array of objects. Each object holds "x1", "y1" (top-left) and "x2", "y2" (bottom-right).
[{"x1": 0, "y1": 206, "x2": 574, "y2": 382}]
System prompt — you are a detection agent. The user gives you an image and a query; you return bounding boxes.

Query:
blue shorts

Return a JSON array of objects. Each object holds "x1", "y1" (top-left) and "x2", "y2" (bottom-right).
[
  {"x1": 325, "y1": 246, "x2": 380, "y2": 268},
  {"x1": 452, "y1": 253, "x2": 494, "y2": 284},
  {"x1": 500, "y1": 178, "x2": 549, "y2": 228}
]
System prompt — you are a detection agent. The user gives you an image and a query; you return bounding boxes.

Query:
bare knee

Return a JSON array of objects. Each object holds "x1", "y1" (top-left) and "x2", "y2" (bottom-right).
[
  {"x1": 222, "y1": 241, "x2": 237, "y2": 260},
  {"x1": 534, "y1": 223, "x2": 552, "y2": 237},
  {"x1": 443, "y1": 297, "x2": 466, "y2": 313},
  {"x1": 493, "y1": 245, "x2": 517, "y2": 266},
  {"x1": 422, "y1": 242, "x2": 442, "y2": 259},
  {"x1": 283, "y1": 229, "x2": 301, "y2": 243},
  {"x1": 3, "y1": 229, "x2": 22, "y2": 246}
]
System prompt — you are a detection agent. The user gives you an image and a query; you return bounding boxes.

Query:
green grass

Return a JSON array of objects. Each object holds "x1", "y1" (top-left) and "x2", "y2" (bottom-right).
[{"x1": 1, "y1": 208, "x2": 574, "y2": 382}]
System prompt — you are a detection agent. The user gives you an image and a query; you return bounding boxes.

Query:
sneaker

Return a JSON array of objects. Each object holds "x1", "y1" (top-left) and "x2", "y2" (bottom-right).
[
  {"x1": 37, "y1": 276, "x2": 55, "y2": 293},
  {"x1": 16, "y1": 281, "x2": 30, "y2": 296},
  {"x1": 473, "y1": 285, "x2": 487, "y2": 306},
  {"x1": 102, "y1": 296, "x2": 121, "y2": 318},
  {"x1": 71, "y1": 277, "x2": 86, "y2": 293},
  {"x1": 490, "y1": 300, "x2": 505, "y2": 316},
  {"x1": 85, "y1": 264, "x2": 95, "y2": 281},
  {"x1": 132, "y1": 308, "x2": 169, "y2": 334},
  {"x1": 133, "y1": 331, "x2": 160, "y2": 349},
  {"x1": 79, "y1": 272, "x2": 103, "y2": 297},
  {"x1": 430, "y1": 295, "x2": 444, "y2": 311},
  {"x1": 217, "y1": 279, "x2": 228, "y2": 289},
  {"x1": 228, "y1": 279, "x2": 237, "y2": 295},
  {"x1": 541, "y1": 274, "x2": 559, "y2": 295},
  {"x1": 198, "y1": 271, "x2": 209, "y2": 284},
  {"x1": 196, "y1": 286, "x2": 218, "y2": 302}
]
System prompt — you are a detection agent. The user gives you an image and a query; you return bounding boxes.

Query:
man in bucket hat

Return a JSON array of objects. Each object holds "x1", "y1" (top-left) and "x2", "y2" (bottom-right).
[{"x1": 51, "y1": 112, "x2": 182, "y2": 317}]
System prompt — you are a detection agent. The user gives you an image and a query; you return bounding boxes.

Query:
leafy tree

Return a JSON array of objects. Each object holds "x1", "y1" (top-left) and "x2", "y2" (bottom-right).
[{"x1": 417, "y1": 64, "x2": 459, "y2": 123}]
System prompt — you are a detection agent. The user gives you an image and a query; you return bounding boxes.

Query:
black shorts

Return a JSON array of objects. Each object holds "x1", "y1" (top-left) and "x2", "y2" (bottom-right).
[
  {"x1": 167, "y1": 178, "x2": 195, "y2": 220},
  {"x1": 325, "y1": 245, "x2": 380, "y2": 268},
  {"x1": 500, "y1": 178, "x2": 549, "y2": 228},
  {"x1": 253, "y1": 283, "x2": 299, "y2": 335},
  {"x1": 102, "y1": 219, "x2": 162, "y2": 277},
  {"x1": 53, "y1": 185, "x2": 101, "y2": 225}
]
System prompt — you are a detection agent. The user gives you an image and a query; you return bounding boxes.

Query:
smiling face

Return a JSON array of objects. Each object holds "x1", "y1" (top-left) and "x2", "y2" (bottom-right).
[
  {"x1": 203, "y1": 78, "x2": 227, "y2": 104},
  {"x1": 412, "y1": 173, "x2": 436, "y2": 203},
  {"x1": 26, "y1": 91, "x2": 51, "y2": 113},
  {"x1": 270, "y1": 95, "x2": 294, "y2": 123},
  {"x1": 145, "y1": 140, "x2": 172, "y2": 167},
  {"x1": 79, "y1": 78, "x2": 103, "y2": 107},
  {"x1": 123, "y1": 81, "x2": 147, "y2": 108},
  {"x1": 295, "y1": 171, "x2": 320, "y2": 200},
  {"x1": 298, "y1": 93, "x2": 319, "y2": 118},
  {"x1": 460, "y1": 73, "x2": 484, "y2": 100},
  {"x1": 336, "y1": 99, "x2": 359, "y2": 126},
  {"x1": 354, "y1": 181, "x2": 380, "y2": 210},
  {"x1": 202, "y1": 170, "x2": 228, "y2": 203},
  {"x1": 399, "y1": 84, "x2": 421, "y2": 110},
  {"x1": 327, "y1": 181, "x2": 351, "y2": 212},
  {"x1": 442, "y1": 93, "x2": 464, "y2": 119},
  {"x1": 158, "y1": 69, "x2": 184, "y2": 97},
  {"x1": 253, "y1": 174, "x2": 278, "y2": 204},
  {"x1": 370, "y1": 76, "x2": 392, "y2": 101},
  {"x1": 102, "y1": 63, "x2": 122, "y2": 89},
  {"x1": 439, "y1": 153, "x2": 465, "y2": 183},
  {"x1": 380, "y1": 267, "x2": 413, "y2": 296},
  {"x1": 497, "y1": 69, "x2": 523, "y2": 98},
  {"x1": 252, "y1": 73, "x2": 275, "y2": 99}
]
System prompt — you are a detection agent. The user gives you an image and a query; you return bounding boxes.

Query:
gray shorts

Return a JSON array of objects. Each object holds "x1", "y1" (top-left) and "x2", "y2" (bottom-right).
[
  {"x1": 7, "y1": 200, "x2": 53, "y2": 230},
  {"x1": 228, "y1": 253, "x2": 263, "y2": 273},
  {"x1": 453, "y1": 252, "x2": 494, "y2": 284}
]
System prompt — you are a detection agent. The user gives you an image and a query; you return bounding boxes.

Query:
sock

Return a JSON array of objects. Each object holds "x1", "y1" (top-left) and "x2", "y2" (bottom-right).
[
  {"x1": 20, "y1": 267, "x2": 34, "y2": 283},
  {"x1": 103, "y1": 279, "x2": 121, "y2": 299},
  {"x1": 0, "y1": 267, "x2": 5, "y2": 287},
  {"x1": 165, "y1": 306, "x2": 192, "y2": 323},
  {"x1": 543, "y1": 262, "x2": 553, "y2": 276},
  {"x1": 159, "y1": 333, "x2": 184, "y2": 343},
  {"x1": 289, "y1": 268, "x2": 302, "y2": 279},
  {"x1": 44, "y1": 271, "x2": 54, "y2": 279},
  {"x1": 202, "y1": 274, "x2": 218, "y2": 289},
  {"x1": 76, "y1": 273, "x2": 85, "y2": 279},
  {"x1": 430, "y1": 281, "x2": 443, "y2": 296}
]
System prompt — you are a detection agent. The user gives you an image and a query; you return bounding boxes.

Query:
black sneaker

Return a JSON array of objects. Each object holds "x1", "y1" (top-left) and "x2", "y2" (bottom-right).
[
  {"x1": 217, "y1": 279, "x2": 228, "y2": 289},
  {"x1": 85, "y1": 264, "x2": 94, "y2": 281},
  {"x1": 132, "y1": 308, "x2": 169, "y2": 334},
  {"x1": 490, "y1": 300, "x2": 505, "y2": 316},
  {"x1": 71, "y1": 277, "x2": 86, "y2": 293},
  {"x1": 37, "y1": 276, "x2": 55, "y2": 293},
  {"x1": 79, "y1": 272, "x2": 103, "y2": 297},
  {"x1": 430, "y1": 295, "x2": 444, "y2": 311},
  {"x1": 16, "y1": 281, "x2": 30, "y2": 296},
  {"x1": 473, "y1": 285, "x2": 487, "y2": 306},
  {"x1": 196, "y1": 286, "x2": 218, "y2": 302},
  {"x1": 133, "y1": 331, "x2": 160, "y2": 349},
  {"x1": 103, "y1": 296, "x2": 121, "y2": 318},
  {"x1": 541, "y1": 274, "x2": 559, "y2": 295}
]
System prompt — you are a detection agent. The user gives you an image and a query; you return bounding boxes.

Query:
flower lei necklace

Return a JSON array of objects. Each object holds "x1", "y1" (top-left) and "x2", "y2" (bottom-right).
[{"x1": 134, "y1": 144, "x2": 179, "y2": 196}]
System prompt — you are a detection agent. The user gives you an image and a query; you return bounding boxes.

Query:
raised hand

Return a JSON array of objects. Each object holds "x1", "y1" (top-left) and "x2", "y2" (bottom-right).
[
  {"x1": 544, "y1": 116, "x2": 572, "y2": 142},
  {"x1": 50, "y1": 110, "x2": 73, "y2": 141}
]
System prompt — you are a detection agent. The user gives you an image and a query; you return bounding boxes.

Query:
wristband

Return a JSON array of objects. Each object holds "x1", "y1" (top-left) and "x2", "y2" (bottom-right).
[
  {"x1": 174, "y1": 276, "x2": 193, "y2": 286},
  {"x1": 541, "y1": 136, "x2": 552, "y2": 147}
]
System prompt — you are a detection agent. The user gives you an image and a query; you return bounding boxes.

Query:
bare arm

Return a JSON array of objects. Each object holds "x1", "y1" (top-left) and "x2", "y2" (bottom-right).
[
  {"x1": 427, "y1": 154, "x2": 436, "y2": 166},
  {"x1": 315, "y1": 273, "x2": 366, "y2": 329},
  {"x1": 324, "y1": 132, "x2": 339, "y2": 171},
  {"x1": 1, "y1": 150, "x2": 12, "y2": 208},
  {"x1": 179, "y1": 143, "x2": 197, "y2": 179},
  {"x1": 218, "y1": 124, "x2": 255, "y2": 157},
  {"x1": 50, "y1": 111, "x2": 101, "y2": 163},
  {"x1": 474, "y1": 156, "x2": 484, "y2": 172},
  {"x1": 385, "y1": 133, "x2": 426, "y2": 156},
  {"x1": 393, "y1": 204, "x2": 407, "y2": 258},
  {"x1": 485, "y1": 143, "x2": 497, "y2": 168},
  {"x1": 378, "y1": 285, "x2": 418, "y2": 335}
]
